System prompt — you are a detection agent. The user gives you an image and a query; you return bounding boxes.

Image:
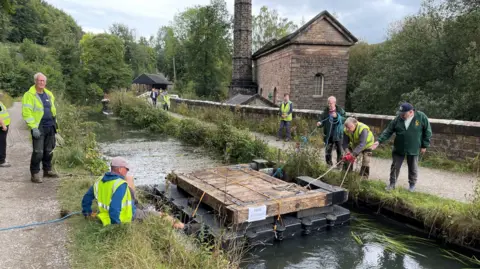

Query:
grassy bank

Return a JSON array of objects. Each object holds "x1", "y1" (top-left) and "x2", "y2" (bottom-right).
[
  {"x1": 112, "y1": 94, "x2": 480, "y2": 249},
  {"x1": 172, "y1": 103, "x2": 480, "y2": 174},
  {"x1": 55, "y1": 99, "x2": 235, "y2": 269}
]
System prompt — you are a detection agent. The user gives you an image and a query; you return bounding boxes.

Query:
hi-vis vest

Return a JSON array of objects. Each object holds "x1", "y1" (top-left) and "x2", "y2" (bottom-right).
[
  {"x1": 0, "y1": 101, "x2": 10, "y2": 126},
  {"x1": 94, "y1": 177, "x2": 133, "y2": 226},
  {"x1": 162, "y1": 94, "x2": 170, "y2": 107},
  {"x1": 280, "y1": 101, "x2": 292, "y2": 122},
  {"x1": 345, "y1": 122, "x2": 375, "y2": 150},
  {"x1": 21, "y1": 86, "x2": 56, "y2": 130}
]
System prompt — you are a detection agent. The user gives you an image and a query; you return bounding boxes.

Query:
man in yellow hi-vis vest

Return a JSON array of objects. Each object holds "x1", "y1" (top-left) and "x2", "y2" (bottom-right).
[
  {"x1": 22, "y1": 73, "x2": 59, "y2": 183},
  {"x1": 162, "y1": 90, "x2": 170, "y2": 111},
  {"x1": 81, "y1": 157, "x2": 201, "y2": 233},
  {"x1": 342, "y1": 117, "x2": 375, "y2": 178},
  {"x1": 277, "y1": 93, "x2": 293, "y2": 142},
  {"x1": 0, "y1": 91, "x2": 11, "y2": 167}
]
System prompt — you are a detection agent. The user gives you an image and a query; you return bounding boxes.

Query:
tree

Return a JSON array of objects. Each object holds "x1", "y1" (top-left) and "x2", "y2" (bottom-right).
[
  {"x1": 252, "y1": 6, "x2": 297, "y2": 53},
  {"x1": 183, "y1": 0, "x2": 232, "y2": 99},
  {"x1": 79, "y1": 33, "x2": 132, "y2": 92}
]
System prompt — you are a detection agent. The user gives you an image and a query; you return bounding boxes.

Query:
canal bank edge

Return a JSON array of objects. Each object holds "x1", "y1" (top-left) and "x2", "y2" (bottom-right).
[
  {"x1": 111, "y1": 92, "x2": 480, "y2": 251},
  {"x1": 54, "y1": 100, "x2": 234, "y2": 269}
]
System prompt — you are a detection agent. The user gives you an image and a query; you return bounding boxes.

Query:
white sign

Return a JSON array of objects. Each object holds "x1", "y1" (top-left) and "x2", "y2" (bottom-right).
[{"x1": 248, "y1": 205, "x2": 267, "y2": 222}]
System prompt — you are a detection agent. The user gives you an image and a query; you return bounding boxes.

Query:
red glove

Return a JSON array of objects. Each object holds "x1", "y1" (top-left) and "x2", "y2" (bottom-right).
[{"x1": 342, "y1": 152, "x2": 356, "y2": 164}]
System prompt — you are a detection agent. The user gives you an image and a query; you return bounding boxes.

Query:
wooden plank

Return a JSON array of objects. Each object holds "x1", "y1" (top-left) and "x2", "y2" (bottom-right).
[{"x1": 228, "y1": 192, "x2": 327, "y2": 223}]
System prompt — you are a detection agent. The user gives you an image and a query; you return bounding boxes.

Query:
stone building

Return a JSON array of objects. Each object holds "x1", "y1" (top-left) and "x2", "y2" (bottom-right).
[
  {"x1": 252, "y1": 11, "x2": 357, "y2": 109},
  {"x1": 227, "y1": 2, "x2": 357, "y2": 109}
]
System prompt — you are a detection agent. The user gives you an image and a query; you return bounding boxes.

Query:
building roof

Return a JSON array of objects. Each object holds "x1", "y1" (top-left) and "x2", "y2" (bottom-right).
[
  {"x1": 225, "y1": 94, "x2": 278, "y2": 107},
  {"x1": 132, "y1": 73, "x2": 172, "y2": 85},
  {"x1": 252, "y1": 10, "x2": 358, "y2": 59}
]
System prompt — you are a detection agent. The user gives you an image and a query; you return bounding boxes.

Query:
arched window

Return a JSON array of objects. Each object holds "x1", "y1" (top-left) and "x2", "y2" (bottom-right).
[
  {"x1": 273, "y1": 87, "x2": 277, "y2": 104},
  {"x1": 314, "y1": 73, "x2": 324, "y2": 97}
]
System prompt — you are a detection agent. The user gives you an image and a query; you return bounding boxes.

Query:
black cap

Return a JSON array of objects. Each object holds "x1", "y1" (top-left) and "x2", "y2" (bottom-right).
[{"x1": 398, "y1": 103, "x2": 414, "y2": 114}]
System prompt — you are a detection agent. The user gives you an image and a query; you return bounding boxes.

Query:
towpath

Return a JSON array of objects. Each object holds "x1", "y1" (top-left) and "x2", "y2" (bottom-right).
[
  {"x1": 168, "y1": 111, "x2": 477, "y2": 203},
  {"x1": 0, "y1": 102, "x2": 69, "y2": 269}
]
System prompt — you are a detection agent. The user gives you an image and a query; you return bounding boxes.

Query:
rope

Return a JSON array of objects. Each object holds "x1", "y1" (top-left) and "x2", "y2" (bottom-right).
[
  {"x1": 304, "y1": 160, "x2": 343, "y2": 190},
  {"x1": 0, "y1": 211, "x2": 82, "y2": 232},
  {"x1": 340, "y1": 162, "x2": 353, "y2": 188}
]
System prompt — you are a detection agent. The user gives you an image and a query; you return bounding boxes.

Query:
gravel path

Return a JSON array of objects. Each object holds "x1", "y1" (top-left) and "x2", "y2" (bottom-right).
[
  {"x1": 169, "y1": 111, "x2": 477, "y2": 202},
  {"x1": 0, "y1": 102, "x2": 69, "y2": 269}
]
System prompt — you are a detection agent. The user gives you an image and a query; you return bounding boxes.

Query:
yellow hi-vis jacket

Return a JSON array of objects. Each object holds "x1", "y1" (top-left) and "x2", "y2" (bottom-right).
[
  {"x1": 344, "y1": 122, "x2": 375, "y2": 151},
  {"x1": 21, "y1": 86, "x2": 57, "y2": 130},
  {"x1": 280, "y1": 101, "x2": 292, "y2": 121},
  {"x1": 0, "y1": 101, "x2": 10, "y2": 126},
  {"x1": 163, "y1": 94, "x2": 170, "y2": 107},
  {"x1": 94, "y1": 177, "x2": 133, "y2": 226}
]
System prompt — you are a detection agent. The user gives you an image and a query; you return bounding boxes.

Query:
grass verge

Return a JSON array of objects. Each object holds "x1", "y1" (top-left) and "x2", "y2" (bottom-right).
[
  {"x1": 171, "y1": 102, "x2": 480, "y2": 174},
  {"x1": 1, "y1": 92, "x2": 14, "y2": 108},
  {"x1": 112, "y1": 94, "x2": 480, "y2": 249},
  {"x1": 55, "y1": 98, "x2": 235, "y2": 269}
]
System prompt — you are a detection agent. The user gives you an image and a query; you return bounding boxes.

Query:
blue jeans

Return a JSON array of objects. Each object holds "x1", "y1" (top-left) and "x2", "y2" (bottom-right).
[{"x1": 277, "y1": 120, "x2": 291, "y2": 140}]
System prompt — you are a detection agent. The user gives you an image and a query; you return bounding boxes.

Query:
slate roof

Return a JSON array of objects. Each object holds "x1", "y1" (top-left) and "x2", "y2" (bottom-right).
[
  {"x1": 225, "y1": 94, "x2": 278, "y2": 107},
  {"x1": 132, "y1": 73, "x2": 172, "y2": 85},
  {"x1": 252, "y1": 10, "x2": 358, "y2": 59}
]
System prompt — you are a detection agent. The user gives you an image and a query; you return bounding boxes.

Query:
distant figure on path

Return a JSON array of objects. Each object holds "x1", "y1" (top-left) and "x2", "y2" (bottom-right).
[
  {"x1": 150, "y1": 88, "x2": 158, "y2": 107},
  {"x1": 81, "y1": 157, "x2": 201, "y2": 233},
  {"x1": 372, "y1": 102, "x2": 432, "y2": 192},
  {"x1": 22, "y1": 73, "x2": 59, "y2": 183},
  {"x1": 161, "y1": 90, "x2": 170, "y2": 111},
  {"x1": 316, "y1": 96, "x2": 345, "y2": 166},
  {"x1": 277, "y1": 93, "x2": 293, "y2": 142},
  {"x1": 342, "y1": 117, "x2": 375, "y2": 178},
  {"x1": 0, "y1": 91, "x2": 11, "y2": 167}
]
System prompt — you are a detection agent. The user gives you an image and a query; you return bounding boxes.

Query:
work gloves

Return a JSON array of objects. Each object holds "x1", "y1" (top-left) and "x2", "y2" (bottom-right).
[
  {"x1": 342, "y1": 152, "x2": 356, "y2": 164},
  {"x1": 32, "y1": 128, "x2": 41, "y2": 139}
]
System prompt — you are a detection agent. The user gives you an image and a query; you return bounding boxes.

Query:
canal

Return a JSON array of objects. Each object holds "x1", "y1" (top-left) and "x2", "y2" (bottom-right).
[{"x1": 90, "y1": 112, "x2": 468, "y2": 269}]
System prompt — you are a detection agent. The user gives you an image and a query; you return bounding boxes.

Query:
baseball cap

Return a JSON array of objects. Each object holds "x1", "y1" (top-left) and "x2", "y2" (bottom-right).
[
  {"x1": 111, "y1": 156, "x2": 130, "y2": 171},
  {"x1": 397, "y1": 102, "x2": 414, "y2": 114}
]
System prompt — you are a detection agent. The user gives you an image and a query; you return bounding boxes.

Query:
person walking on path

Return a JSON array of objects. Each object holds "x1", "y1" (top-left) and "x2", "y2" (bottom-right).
[
  {"x1": 316, "y1": 96, "x2": 346, "y2": 166},
  {"x1": 22, "y1": 72, "x2": 59, "y2": 183},
  {"x1": 0, "y1": 91, "x2": 11, "y2": 167},
  {"x1": 342, "y1": 117, "x2": 375, "y2": 178},
  {"x1": 161, "y1": 90, "x2": 170, "y2": 111},
  {"x1": 277, "y1": 93, "x2": 293, "y2": 142},
  {"x1": 372, "y1": 102, "x2": 432, "y2": 192},
  {"x1": 150, "y1": 88, "x2": 158, "y2": 107}
]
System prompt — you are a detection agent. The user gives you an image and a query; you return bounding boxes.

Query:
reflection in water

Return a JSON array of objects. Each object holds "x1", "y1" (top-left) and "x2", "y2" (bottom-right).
[{"x1": 89, "y1": 112, "x2": 465, "y2": 269}]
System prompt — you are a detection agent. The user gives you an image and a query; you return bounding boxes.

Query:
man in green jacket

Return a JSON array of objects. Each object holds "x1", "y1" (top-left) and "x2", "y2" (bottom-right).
[
  {"x1": 372, "y1": 103, "x2": 432, "y2": 192},
  {"x1": 316, "y1": 96, "x2": 346, "y2": 166},
  {"x1": 22, "y1": 72, "x2": 59, "y2": 183}
]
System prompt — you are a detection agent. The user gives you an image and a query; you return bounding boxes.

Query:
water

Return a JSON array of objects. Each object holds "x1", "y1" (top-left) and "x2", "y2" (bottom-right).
[{"x1": 88, "y1": 111, "x2": 468, "y2": 269}]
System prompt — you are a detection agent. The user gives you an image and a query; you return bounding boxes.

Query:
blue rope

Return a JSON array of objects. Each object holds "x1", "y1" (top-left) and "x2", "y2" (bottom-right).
[{"x1": 0, "y1": 211, "x2": 82, "y2": 232}]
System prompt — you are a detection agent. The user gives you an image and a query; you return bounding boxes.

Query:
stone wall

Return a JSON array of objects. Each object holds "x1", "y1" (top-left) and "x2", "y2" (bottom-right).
[
  {"x1": 171, "y1": 98, "x2": 480, "y2": 159},
  {"x1": 290, "y1": 45, "x2": 349, "y2": 109},
  {"x1": 254, "y1": 46, "x2": 293, "y2": 104}
]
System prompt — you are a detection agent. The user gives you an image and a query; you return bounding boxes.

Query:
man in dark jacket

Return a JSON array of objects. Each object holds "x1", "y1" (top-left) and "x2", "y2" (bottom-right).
[
  {"x1": 372, "y1": 103, "x2": 432, "y2": 192},
  {"x1": 316, "y1": 96, "x2": 346, "y2": 166}
]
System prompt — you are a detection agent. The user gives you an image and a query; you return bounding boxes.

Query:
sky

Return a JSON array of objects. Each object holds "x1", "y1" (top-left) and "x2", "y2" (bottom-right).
[{"x1": 44, "y1": 0, "x2": 422, "y2": 44}]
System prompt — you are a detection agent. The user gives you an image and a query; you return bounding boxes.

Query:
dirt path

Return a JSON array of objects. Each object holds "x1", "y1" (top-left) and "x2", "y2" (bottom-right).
[
  {"x1": 169, "y1": 111, "x2": 477, "y2": 202},
  {"x1": 0, "y1": 102, "x2": 69, "y2": 269}
]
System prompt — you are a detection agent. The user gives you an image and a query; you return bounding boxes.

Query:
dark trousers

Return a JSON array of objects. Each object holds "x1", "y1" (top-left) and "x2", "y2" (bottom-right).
[
  {"x1": 277, "y1": 120, "x2": 291, "y2": 140},
  {"x1": 152, "y1": 98, "x2": 157, "y2": 107},
  {"x1": 163, "y1": 103, "x2": 169, "y2": 111},
  {"x1": 31, "y1": 126, "x2": 56, "y2": 174},
  {"x1": 0, "y1": 126, "x2": 8, "y2": 163},
  {"x1": 325, "y1": 137, "x2": 342, "y2": 166},
  {"x1": 389, "y1": 153, "x2": 418, "y2": 185}
]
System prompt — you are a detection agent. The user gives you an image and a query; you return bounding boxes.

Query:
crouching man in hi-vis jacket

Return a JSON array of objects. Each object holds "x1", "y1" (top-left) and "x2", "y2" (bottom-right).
[{"x1": 81, "y1": 157, "x2": 201, "y2": 233}]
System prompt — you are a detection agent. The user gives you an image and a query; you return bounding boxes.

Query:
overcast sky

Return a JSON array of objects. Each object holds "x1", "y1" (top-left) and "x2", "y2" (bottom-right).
[{"x1": 45, "y1": 0, "x2": 422, "y2": 44}]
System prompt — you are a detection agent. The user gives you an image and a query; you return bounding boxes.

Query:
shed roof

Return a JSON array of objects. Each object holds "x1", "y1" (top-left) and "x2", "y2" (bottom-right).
[
  {"x1": 225, "y1": 94, "x2": 278, "y2": 107},
  {"x1": 132, "y1": 73, "x2": 172, "y2": 85}
]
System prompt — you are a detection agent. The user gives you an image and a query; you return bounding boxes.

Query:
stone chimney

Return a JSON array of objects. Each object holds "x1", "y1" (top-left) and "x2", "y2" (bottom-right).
[{"x1": 229, "y1": 0, "x2": 257, "y2": 97}]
